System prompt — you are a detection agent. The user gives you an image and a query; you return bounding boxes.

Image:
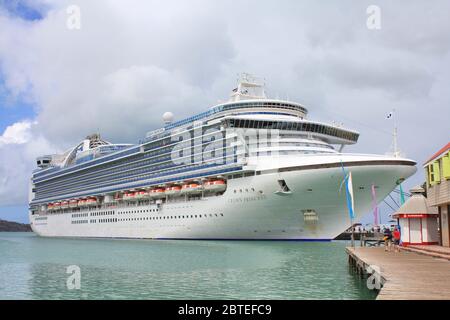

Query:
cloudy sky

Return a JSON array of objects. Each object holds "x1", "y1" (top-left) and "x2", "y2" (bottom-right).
[{"x1": 0, "y1": 0, "x2": 449, "y2": 223}]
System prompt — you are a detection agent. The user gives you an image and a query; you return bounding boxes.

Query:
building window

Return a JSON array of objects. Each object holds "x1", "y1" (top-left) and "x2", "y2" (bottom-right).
[
  {"x1": 434, "y1": 160, "x2": 441, "y2": 184},
  {"x1": 428, "y1": 164, "x2": 435, "y2": 186},
  {"x1": 443, "y1": 152, "x2": 450, "y2": 180}
]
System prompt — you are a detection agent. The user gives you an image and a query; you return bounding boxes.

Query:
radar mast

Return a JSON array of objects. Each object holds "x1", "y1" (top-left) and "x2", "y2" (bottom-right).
[{"x1": 229, "y1": 73, "x2": 266, "y2": 102}]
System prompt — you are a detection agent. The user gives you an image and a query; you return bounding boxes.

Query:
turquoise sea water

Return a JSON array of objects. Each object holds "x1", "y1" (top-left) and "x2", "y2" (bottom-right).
[{"x1": 0, "y1": 232, "x2": 376, "y2": 300}]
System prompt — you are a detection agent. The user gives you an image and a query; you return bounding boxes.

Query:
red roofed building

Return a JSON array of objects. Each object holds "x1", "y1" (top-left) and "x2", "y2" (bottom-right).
[
  {"x1": 424, "y1": 142, "x2": 450, "y2": 247},
  {"x1": 392, "y1": 186, "x2": 439, "y2": 246}
]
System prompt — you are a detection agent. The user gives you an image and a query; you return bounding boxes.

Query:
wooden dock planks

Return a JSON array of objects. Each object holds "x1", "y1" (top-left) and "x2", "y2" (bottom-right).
[{"x1": 346, "y1": 247, "x2": 450, "y2": 300}]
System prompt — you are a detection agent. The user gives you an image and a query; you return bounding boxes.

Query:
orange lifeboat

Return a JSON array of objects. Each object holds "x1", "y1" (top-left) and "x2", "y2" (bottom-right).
[
  {"x1": 47, "y1": 203, "x2": 54, "y2": 211},
  {"x1": 114, "y1": 193, "x2": 122, "y2": 201},
  {"x1": 181, "y1": 183, "x2": 203, "y2": 194},
  {"x1": 149, "y1": 188, "x2": 166, "y2": 199},
  {"x1": 78, "y1": 199, "x2": 87, "y2": 207},
  {"x1": 69, "y1": 199, "x2": 78, "y2": 208},
  {"x1": 86, "y1": 197, "x2": 98, "y2": 206},
  {"x1": 53, "y1": 202, "x2": 61, "y2": 210},
  {"x1": 135, "y1": 190, "x2": 149, "y2": 200},
  {"x1": 61, "y1": 201, "x2": 69, "y2": 209},
  {"x1": 165, "y1": 186, "x2": 182, "y2": 196},
  {"x1": 204, "y1": 179, "x2": 227, "y2": 192},
  {"x1": 123, "y1": 192, "x2": 136, "y2": 201}
]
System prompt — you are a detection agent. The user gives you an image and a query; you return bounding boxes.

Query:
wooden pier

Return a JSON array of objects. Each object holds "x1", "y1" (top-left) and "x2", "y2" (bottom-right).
[{"x1": 347, "y1": 247, "x2": 450, "y2": 300}]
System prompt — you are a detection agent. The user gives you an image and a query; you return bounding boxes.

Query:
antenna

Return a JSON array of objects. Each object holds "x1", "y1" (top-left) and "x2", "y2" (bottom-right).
[{"x1": 229, "y1": 73, "x2": 266, "y2": 102}]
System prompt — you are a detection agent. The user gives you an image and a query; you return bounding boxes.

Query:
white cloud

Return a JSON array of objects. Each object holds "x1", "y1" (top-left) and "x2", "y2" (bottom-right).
[
  {"x1": 0, "y1": 120, "x2": 34, "y2": 145},
  {"x1": 0, "y1": 121, "x2": 57, "y2": 206}
]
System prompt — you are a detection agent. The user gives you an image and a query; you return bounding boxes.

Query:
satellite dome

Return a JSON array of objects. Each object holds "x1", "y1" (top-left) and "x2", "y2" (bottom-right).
[{"x1": 163, "y1": 112, "x2": 174, "y2": 124}]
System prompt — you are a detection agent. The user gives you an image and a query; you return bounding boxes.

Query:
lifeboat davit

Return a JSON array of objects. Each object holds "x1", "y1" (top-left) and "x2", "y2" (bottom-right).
[
  {"x1": 114, "y1": 193, "x2": 122, "y2": 201},
  {"x1": 135, "y1": 190, "x2": 149, "y2": 200},
  {"x1": 86, "y1": 197, "x2": 98, "y2": 206},
  {"x1": 61, "y1": 201, "x2": 69, "y2": 209},
  {"x1": 69, "y1": 200, "x2": 78, "y2": 208},
  {"x1": 165, "y1": 186, "x2": 182, "y2": 196},
  {"x1": 204, "y1": 179, "x2": 227, "y2": 192},
  {"x1": 149, "y1": 188, "x2": 166, "y2": 198},
  {"x1": 181, "y1": 183, "x2": 203, "y2": 194}
]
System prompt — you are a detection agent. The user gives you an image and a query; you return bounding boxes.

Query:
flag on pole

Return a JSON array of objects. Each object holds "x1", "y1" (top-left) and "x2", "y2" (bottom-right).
[
  {"x1": 340, "y1": 163, "x2": 355, "y2": 221},
  {"x1": 346, "y1": 172, "x2": 355, "y2": 220},
  {"x1": 371, "y1": 184, "x2": 378, "y2": 226}
]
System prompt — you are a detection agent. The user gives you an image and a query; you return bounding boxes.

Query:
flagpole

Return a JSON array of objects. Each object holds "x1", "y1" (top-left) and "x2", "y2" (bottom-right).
[
  {"x1": 351, "y1": 217, "x2": 355, "y2": 248},
  {"x1": 392, "y1": 109, "x2": 399, "y2": 158},
  {"x1": 393, "y1": 127, "x2": 399, "y2": 157}
]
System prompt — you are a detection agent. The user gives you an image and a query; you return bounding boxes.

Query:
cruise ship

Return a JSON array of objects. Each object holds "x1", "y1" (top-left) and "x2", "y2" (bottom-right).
[{"x1": 29, "y1": 75, "x2": 417, "y2": 240}]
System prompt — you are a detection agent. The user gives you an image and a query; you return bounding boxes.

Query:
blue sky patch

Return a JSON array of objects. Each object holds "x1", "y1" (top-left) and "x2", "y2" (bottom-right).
[
  {"x1": 0, "y1": 77, "x2": 37, "y2": 132},
  {"x1": 0, "y1": 0, "x2": 45, "y2": 21}
]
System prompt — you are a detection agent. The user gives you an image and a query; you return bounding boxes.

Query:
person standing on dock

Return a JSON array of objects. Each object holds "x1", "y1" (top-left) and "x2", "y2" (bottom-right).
[
  {"x1": 383, "y1": 228, "x2": 393, "y2": 252},
  {"x1": 393, "y1": 227, "x2": 401, "y2": 252}
]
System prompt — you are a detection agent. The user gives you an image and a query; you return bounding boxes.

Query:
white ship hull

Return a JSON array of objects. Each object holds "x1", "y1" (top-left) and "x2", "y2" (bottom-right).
[{"x1": 30, "y1": 155, "x2": 416, "y2": 240}]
